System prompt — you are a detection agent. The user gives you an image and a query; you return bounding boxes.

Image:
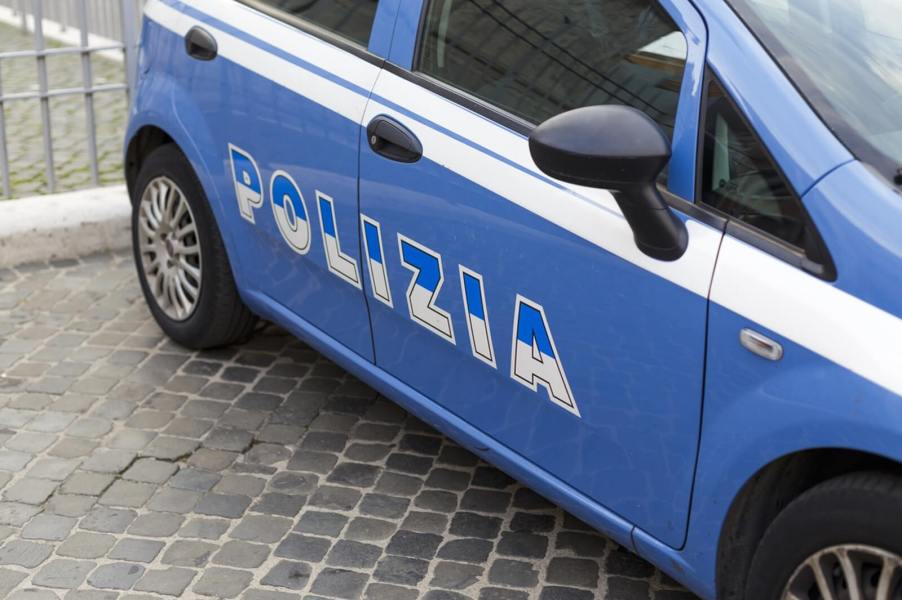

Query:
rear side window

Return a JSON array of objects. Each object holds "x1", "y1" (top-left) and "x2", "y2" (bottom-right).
[
  {"x1": 417, "y1": 0, "x2": 688, "y2": 138},
  {"x1": 250, "y1": 0, "x2": 378, "y2": 46}
]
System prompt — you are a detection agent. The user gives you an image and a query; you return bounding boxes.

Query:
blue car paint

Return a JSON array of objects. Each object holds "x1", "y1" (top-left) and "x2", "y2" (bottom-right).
[{"x1": 127, "y1": 1, "x2": 902, "y2": 598}]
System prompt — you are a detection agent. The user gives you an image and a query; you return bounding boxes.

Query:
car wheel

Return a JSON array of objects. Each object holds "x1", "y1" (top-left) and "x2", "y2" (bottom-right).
[
  {"x1": 131, "y1": 144, "x2": 257, "y2": 349},
  {"x1": 746, "y1": 471, "x2": 902, "y2": 600}
]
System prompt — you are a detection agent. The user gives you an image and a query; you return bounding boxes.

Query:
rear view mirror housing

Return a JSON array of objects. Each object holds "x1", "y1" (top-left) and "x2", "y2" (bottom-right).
[{"x1": 529, "y1": 105, "x2": 688, "y2": 261}]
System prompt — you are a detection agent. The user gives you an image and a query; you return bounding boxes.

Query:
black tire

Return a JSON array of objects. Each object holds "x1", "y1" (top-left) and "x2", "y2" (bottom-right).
[
  {"x1": 131, "y1": 144, "x2": 257, "y2": 349},
  {"x1": 746, "y1": 471, "x2": 902, "y2": 599}
]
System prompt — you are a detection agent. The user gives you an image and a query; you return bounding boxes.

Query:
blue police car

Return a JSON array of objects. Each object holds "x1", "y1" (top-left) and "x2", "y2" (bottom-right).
[{"x1": 124, "y1": 0, "x2": 902, "y2": 597}]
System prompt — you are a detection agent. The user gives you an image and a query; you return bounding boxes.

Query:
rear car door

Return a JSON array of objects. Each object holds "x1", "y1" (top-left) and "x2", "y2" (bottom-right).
[
  {"x1": 171, "y1": 0, "x2": 384, "y2": 360},
  {"x1": 358, "y1": 0, "x2": 722, "y2": 547}
]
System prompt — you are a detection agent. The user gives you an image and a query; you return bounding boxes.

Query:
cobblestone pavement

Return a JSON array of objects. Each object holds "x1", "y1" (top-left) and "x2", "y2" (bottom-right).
[
  {"x1": 0, "y1": 253, "x2": 698, "y2": 600},
  {"x1": 0, "y1": 23, "x2": 128, "y2": 198}
]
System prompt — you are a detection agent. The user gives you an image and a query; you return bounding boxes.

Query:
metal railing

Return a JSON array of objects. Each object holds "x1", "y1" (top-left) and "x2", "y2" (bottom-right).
[{"x1": 0, "y1": 0, "x2": 141, "y2": 198}]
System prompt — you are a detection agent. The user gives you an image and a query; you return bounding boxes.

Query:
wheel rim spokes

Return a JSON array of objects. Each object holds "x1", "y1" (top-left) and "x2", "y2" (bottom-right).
[
  {"x1": 784, "y1": 545, "x2": 902, "y2": 600},
  {"x1": 138, "y1": 176, "x2": 202, "y2": 321}
]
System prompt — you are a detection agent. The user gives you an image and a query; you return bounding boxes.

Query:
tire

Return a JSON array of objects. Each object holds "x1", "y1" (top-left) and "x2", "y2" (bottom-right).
[
  {"x1": 745, "y1": 471, "x2": 902, "y2": 600},
  {"x1": 131, "y1": 144, "x2": 257, "y2": 349}
]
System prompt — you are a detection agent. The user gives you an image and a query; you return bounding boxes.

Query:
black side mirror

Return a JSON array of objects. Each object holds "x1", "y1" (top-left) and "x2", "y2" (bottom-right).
[{"x1": 529, "y1": 105, "x2": 688, "y2": 261}]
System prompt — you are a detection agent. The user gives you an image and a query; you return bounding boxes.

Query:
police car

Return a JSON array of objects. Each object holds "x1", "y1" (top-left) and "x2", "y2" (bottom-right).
[{"x1": 124, "y1": 0, "x2": 902, "y2": 597}]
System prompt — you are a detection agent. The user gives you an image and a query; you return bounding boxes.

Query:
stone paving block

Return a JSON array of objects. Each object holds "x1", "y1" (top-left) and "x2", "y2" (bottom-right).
[
  {"x1": 56, "y1": 532, "x2": 116, "y2": 559},
  {"x1": 50, "y1": 437, "x2": 98, "y2": 459},
  {"x1": 0, "y1": 450, "x2": 33, "y2": 471},
  {"x1": 4, "y1": 477, "x2": 58, "y2": 504},
  {"x1": 179, "y1": 517, "x2": 230, "y2": 540},
  {"x1": 161, "y1": 540, "x2": 218, "y2": 567},
  {"x1": 195, "y1": 493, "x2": 252, "y2": 518},
  {"x1": 99, "y1": 480, "x2": 156, "y2": 507},
  {"x1": 108, "y1": 538, "x2": 165, "y2": 563},
  {"x1": 537, "y1": 586, "x2": 595, "y2": 600},
  {"x1": 0, "y1": 568, "x2": 27, "y2": 597},
  {"x1": 545, "y1": 557, "x2": 600, "y2": 588},
  {"x1": 122, "y1": 458, "x2": 178, "y2": 483},
  {"x1": 32, "y1": 558, "x2": 95, "y2": 588},
  {"x1": 6, "y1": 431, "x2": 57, "y2": 453},
  {"x1": 127, "y1": 512, "x2": 184, "y2": 537},
  {"x1": 0, "y1": 501, "x2": 41, "y2": 525},
  {"x1": 193, "y1": 567, "x2": 253, "y2": 598},
  {"x1": 251, "y1": 492, "x2": 306, "y2": 517},
  {"x1": 46, "y1": 494, "x2": 96, "y2": 517},
  {"x1": 0, "y1": 539, "x2": 53, "y2": 567},
  {"x1": 230, "y1": 514, "x2": 292, "y2": 543},
  {"x1": 274, "y1": 533, "x2": 331, "y2": 562},
  {"x1": 373, "y1": 555, "x2": 430, "y2": 586},
  {"x1": 261, "y1": 560, "x2": 312, "y2": 591},
  {"x1": 141, "y1": 435, "x2": 199, "y2": 460},
  {"x1": 133, "y1": 567, "x2": 197, "y2": 596},
  {"x1": 27, "y1": 456, "x2": 80, "y2": 481},
  {"x1": 8, "y1": 590, "x2": 60, "y2": 600},
  {"x1": 431, "y1": 561, "x2": 483, "y2": 591},
  {"x1": 489, "y1": 560, "x2": 540, "y2": 588},
  {"x1": 479, "y1": 588, "x2": 529, "y2": 600},
  {"x1": 21, "y1": 513, "x2": 76, "y2": 540},
  {"x1": 80, "y1": 507, "x2": 137, "y2": 533},
  {"x1": 169, "y1": 468, "x2": 221, "y2": 491},
  {"x1": 146, "y1": 487, "x2": 200, "y2": 514},
  {"x1": 214, "y1": 474, "x2": 266, "y2": 497},
  {"x1": 213, "y1": 540, "x2": 271, "y2": 568},
  {"x1": 310, "y1": 567, "x2": 369, "y2": 600},
  {"x1": 326, "y1": 539, "x2": 382, "y2": 569},
  {"x1": 88, "y1": 562, "x2": 145, "y2": 590},
  {"x1": 242, "y1": 590, "x2": 301, "y2": 600},
  {"x1": 62, "y1": 472, "x2": 114, "y2": 496},
  {"x1": 81, "y1": 449, "x2": 136, "y2": 474}
]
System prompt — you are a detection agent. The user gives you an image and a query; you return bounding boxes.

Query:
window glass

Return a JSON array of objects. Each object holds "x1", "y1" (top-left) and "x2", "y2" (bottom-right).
[
  {"x1": 417, "y1": 0, "x2": 688, "y2": 139},
  {"x1": 727, "y1": 0, "x2": 902, "y2": 186},
  {"x1": 701, "y1": 78, "x2": 809, "y2": 248},
  {"x1": 253, "y1": 0, "x2": 378, "y2": 47}
]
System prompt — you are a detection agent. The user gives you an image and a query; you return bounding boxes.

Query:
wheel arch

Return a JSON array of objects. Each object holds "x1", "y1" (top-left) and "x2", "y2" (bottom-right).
[
  {"x1": 716, "y1": 447, "x2": 902, "y2": 599},
  {"x1": 125, "y1": 125, "x2": 176, "y2": 201}
]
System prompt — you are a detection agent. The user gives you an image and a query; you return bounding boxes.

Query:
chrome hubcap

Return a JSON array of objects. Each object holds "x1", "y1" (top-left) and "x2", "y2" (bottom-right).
[
  {"x1": 784, "y1": 545, "x2": 902, "y2": 600},
  {"x1": 137, "y1": 176, "x2": 202, "y2": 321}
]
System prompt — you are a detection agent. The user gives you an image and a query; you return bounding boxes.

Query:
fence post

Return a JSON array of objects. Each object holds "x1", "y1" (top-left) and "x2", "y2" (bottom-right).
[
  {"x1": 120, "y1": 0, "x2": 138, "y2": 103},
  {"x1": 33, "y1": 0, "x2": 56, "y2": 194}
]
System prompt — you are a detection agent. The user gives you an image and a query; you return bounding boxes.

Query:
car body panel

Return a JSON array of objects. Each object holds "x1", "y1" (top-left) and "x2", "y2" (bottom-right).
[{"x1": 127, "y1": 1, "x2": 902, "y2": 598}]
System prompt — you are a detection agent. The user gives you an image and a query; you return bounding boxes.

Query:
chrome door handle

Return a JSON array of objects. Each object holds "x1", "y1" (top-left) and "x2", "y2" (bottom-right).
[{"x1": 740, "y1": 328, "x2": 783, "y2": 361}]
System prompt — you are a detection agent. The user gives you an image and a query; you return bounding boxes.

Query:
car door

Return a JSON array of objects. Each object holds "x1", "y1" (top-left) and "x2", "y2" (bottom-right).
[
  {"x1": 358, "y1": 0, "x2": 722, "y2": 547},
  {"x1": 177, "y1": 0, "x2": 386, "y2": 360}
]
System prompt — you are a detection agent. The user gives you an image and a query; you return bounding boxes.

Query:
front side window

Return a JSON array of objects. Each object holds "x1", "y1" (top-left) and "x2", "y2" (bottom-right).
[
  {"x1": 417, "y1": 0, "x2": 688, "y2": 139},
  {"x1": 250, "y1": 0, "x2": 378, "y2": 47},
  {"x1": 701, "y1": 78, "x2": 816, "y2": 252}
]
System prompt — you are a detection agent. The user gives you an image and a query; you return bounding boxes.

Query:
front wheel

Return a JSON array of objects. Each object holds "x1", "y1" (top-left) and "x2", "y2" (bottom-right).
[
  {"x1": 746, "y1": 471, "x2": 902, "y2": 600},
  {"x1": 132, "y1": 144, "x2": 257, "y2": 349}
]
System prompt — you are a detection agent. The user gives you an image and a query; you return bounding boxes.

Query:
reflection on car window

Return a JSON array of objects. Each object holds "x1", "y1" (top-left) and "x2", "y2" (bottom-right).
[
  {"x1": 253, "y1": 0, "x2": 378, "y2": 47},
  {"x1": 417, "y1": 0, "x2": 688, "y2": 141},
  {"x1": 701, "y1": 78, "x2": 809, "y2": 248}
]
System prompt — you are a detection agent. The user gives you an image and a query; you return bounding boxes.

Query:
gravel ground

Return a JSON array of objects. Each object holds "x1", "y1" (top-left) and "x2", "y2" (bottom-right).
[
  {"x1": 0, "y1": 23, "x2": 128, "y2": 198},
  {"x1": 0, "y1": 253, "x2": 701, "y2": 600}
]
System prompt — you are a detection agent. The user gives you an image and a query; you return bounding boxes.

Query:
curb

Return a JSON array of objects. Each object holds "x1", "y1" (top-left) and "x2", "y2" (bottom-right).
[{"x1": 0, "y1": 185, "x2": 132, "y2": 269}]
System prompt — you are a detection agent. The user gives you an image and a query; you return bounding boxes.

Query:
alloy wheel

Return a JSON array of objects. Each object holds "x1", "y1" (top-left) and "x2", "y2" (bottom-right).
[
  {"x1": 784, "y1": 545, "x2": 902, "y2": 600},
  {"x1": 137, "y1": 176, "x2": 203, "y2": 321}
]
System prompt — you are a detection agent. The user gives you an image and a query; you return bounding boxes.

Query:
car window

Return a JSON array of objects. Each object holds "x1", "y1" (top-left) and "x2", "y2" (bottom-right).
[
  {"x1": 250, "y1": 0, "x2": 378, "y2": 47},
  {"x1": 700, "y1": 78, "x2": 812, "y2": 250},
  {"x1": 416, "y1": 0, "x2": 688, "y2": 141}
]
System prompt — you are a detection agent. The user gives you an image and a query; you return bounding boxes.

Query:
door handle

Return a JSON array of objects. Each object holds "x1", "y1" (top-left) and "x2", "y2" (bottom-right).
[
  {"x1": 185, "y1": 26, "x2": 217, "y2": 61},
  {"x1": 367, "y1": 116, "x2": 422, "y2": 163}
]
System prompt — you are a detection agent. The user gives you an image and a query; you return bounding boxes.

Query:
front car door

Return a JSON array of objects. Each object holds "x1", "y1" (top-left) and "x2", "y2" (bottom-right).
[
  {"x1": 172, "y1": 0, "x2": 384, "y2": 360},
  {"x1": 358, "y1": 0, "x2": 722, "y2": 547}
]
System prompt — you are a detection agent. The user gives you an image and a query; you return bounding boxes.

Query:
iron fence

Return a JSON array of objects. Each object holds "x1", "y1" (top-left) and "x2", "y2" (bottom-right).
[{"x1": 0, "y1": 0, "x2": 141, "y2": 198}]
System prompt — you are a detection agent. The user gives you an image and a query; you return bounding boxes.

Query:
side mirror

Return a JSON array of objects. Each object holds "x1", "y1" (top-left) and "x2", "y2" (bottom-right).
[{"x1": 529, "y1": 105, "x2": 688, "y2": 261}]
